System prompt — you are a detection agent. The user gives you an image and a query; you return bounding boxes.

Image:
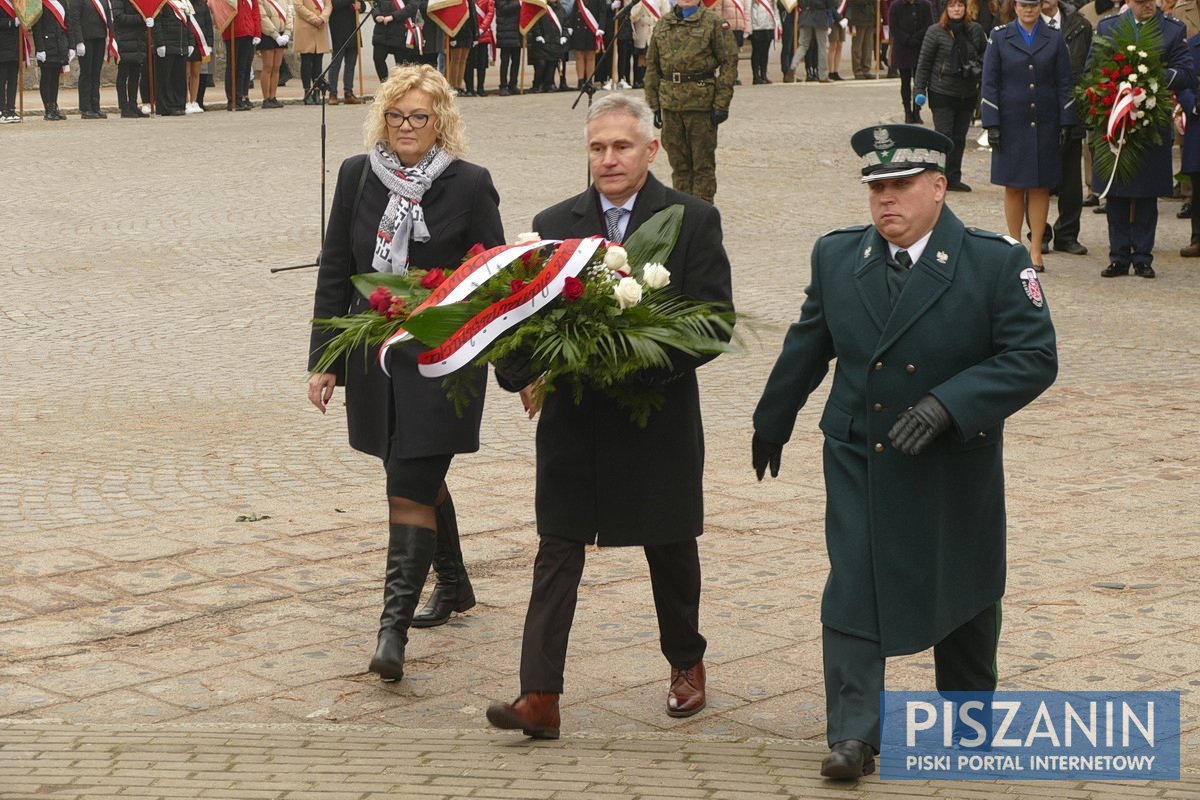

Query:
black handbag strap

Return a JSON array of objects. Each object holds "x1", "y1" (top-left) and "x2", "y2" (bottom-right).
[{"x1": 349, "y1": 156, "x2": 371, "y2": 252}]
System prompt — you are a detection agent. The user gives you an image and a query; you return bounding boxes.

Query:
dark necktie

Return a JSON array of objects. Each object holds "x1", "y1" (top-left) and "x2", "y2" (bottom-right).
[
  {"x1": 1048, "y1": 17, "x2": 1058, "y2": 29},
  {"x1": 887, "y1": 249, "x2": 912, "y2": 305},
  {"x1": 605, "y1": 207, "x2": 627, "y2": 244}
]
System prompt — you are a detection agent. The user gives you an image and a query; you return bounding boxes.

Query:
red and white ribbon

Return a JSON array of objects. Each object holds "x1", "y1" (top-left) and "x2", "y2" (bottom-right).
[
  {"x1": 639, "y1": 0, "x2": 659, "y2": 19},
  {"x1": 578, "y1": 1, "x2": 603, "y2": 50},
  {"x1": 85, "y1": 0, "x2": 121, "y2": 60},
  {"x1": 753, "y1": 0, "x2": 778, "y2": 39},
  {"x1": 42, "y1": 0, "x2": 68, "y2": 29},
  {"x1": 378, "y1": 239, "x2": 554, "y2": 371},
  {"x1": 1099, "y1": 83, "x2": 1144, "y2": 200},
  {"x1": 413, "y1": 238, "x2": 605, "y2": 377}
]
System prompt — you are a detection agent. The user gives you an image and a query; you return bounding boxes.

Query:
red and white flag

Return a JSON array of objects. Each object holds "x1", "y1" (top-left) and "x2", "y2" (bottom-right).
[
  {"x1": 519, "y1": 0, "x2": 546, "y2": 35},
  {"x1": 427, "y1": 0, "x2": 470, "y2": 36}
]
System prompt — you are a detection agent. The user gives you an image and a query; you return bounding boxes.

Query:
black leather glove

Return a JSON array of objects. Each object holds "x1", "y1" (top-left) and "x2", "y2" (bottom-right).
[
  {"x1": 887, "y1": 395, "x2": 952, "y2": 456},
  {"x1": 492, "y1": 354, "x2": 539, "y2": 391},
  {"x1": 752, "y1": 432, "x2": 783, "y2": 481},
  {"x1": 653, "y1": 110, "x2": 662, "y2": 129},
  {"x1": 986, "y1": 127, "x2": 1001, "y2": 150},
  {"x1": 711, "y1": 107, "x2": 729, "y2": 126}
]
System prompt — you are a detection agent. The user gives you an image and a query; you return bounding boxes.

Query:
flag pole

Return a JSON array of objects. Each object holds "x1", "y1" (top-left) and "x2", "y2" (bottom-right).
[
  {"x1": 610, "y1": 22, "x2": 617, "y2": 88},
  {"x1": 230, "y1": 28, "x2": 236, "y2": 107},
  {"x1": 147, "y1": 28, "x2": 157, "y2": 114},
  {"x1": 520, "y1": 32, "x2": 525, "y2": 94},
  {"x1": 354, "y1": 4, "x2": 364, "y2": 98}
]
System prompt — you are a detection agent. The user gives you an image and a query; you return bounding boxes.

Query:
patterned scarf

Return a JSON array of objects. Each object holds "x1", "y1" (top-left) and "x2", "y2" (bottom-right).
[{"x1": 369, "y1": 142, "x2": 456, "y2": 274}]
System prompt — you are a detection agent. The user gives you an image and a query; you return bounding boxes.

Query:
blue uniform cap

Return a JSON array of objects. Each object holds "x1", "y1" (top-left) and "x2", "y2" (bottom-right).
[{"x1": 850, "y1": 124, "x2": 954, "y2": 183}]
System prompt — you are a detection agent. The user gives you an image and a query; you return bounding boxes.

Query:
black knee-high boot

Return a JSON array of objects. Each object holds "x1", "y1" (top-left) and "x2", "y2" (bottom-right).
[
  {"x1": 368, "y1": 523, "x2": 437, "y2": 681},
  {"x1": 411, "y1": 493, "x2": 476, "y2": 628}
]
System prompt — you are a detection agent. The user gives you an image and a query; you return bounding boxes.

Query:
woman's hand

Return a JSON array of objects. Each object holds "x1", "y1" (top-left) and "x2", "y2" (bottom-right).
[
  {"x1": 519, "y1": 381, "x2": 543, "y2": 420},
  {"x1": 308, "y1": 372, "x2": 337, "y2": 413}
]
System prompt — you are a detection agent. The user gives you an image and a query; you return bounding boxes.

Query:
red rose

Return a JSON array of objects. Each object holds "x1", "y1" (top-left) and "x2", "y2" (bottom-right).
[
  {"x1": 1113, "y1": 53, "x2": 1125, "y2": 62},
  {"x1": 385, "y1": 297, "x2": 406, "y2": 321},
  {"x1": 466, "y1": 242, "x2": 486, "y2": 258},
  {"x1": 510, "y1": 279, "x2": 526, "y2": 295},
  {"x1": 562, "y1": 276, "x2": 584, "y2": 302},
  {"x1": 1122, "y1": 65, "x2": 1133, "y2": 76},
  {"x1": 369, "y1": 286, "x2": 393, "y2": 314},
  {"x1": 420, "y1": 268, "x2": 446, "y2": 289}
]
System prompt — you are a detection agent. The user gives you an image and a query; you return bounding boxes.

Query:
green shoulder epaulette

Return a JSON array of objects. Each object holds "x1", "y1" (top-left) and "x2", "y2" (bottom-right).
[
  {"x1": 822, "y1": 224, "x2": 871, "y2": 238},
  {"x1": 965, "y1": 227, "x2": 1021, "y2": 246}
]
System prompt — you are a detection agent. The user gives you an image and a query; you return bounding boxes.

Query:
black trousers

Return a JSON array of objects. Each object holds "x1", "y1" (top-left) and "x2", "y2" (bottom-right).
[
  {"x1": 328, "y1": 35, "x2": 358, "y2": 93},
  {"x1": 156, "y1": 53, "x2": 187, "y2": 113},
  {"x1": 779, "y1": 10, "x2": 795, "y2": 72},
  {"x1": 77, "y1": 38, "x2": 105, "y2": 113},
  {"x1": 498, "y1": 46, "x2": 519, "y2": 89},
  {"x1": 38, "y1": 62, "x2": 62, "y2": 109},
  {"x1": 115, "y1": 60, "x2": 141, "y2": 111},
  {"x1": 750, "y1": 29, "x2": 771, "y2": 79},
  {"x1": 300, "y1": 52, "x2": 324, "y2": 91},
  {"x1": 899, "y1": 66, "x2": 914, "y2": 112},
  {"x1": 518, "y1": 534, "x2": 706, "y2": 693},
  {"x1": 0, "y1": 61, "x2": 17, "y2": 113},
  {"x1": 464, "y1": 44, "x2": 488, "y2": 92},
  {"x1": 1105, "y1": 196, "x2": 1158, "y2": 266},
  {"x1": 823, "y1": 603, "x2": 1000, "y2": 751},
  {"x1": 533, "y1": 59, "x2": 555, "y2": 90},
  {"x1": 929, "y1": 91, "x2": 976, "y2": 186},
  {"x1": 225, "y1": 36, "x2": 255, "y2": 102},
  {"x1": 1052, "y1": 134, "x2": 1084, "y2": 245}
]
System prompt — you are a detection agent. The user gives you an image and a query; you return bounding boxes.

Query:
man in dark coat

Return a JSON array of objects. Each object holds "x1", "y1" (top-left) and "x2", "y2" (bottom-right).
[
  {"x1": 68, "y1": 0, "x2": 115, "y2": 117},
  {"x1": 0, "y1": 0, "x2": 20, "y2": 122},
  {"x1": 1092, "y1": 0, "x2": 1194, "y2": 278},
  {"x1": 153, "y1": 1, "x2": 191, "y2": 116},
  {"x1": 486, "y1": 93, "x2": 734, "y2": 741},
  {"x1": 752, "y1": 124, "x2": 1057, "y2": 780},
  {"x1": 889, "y1": 0, "x2": 934, "y2": 121},
  {"x1": 327, "y1": 0, "x2": 362, "y2": 104},
  {"x1": 1045, "y1": 0, "x2": 1092, "y2": 256}
]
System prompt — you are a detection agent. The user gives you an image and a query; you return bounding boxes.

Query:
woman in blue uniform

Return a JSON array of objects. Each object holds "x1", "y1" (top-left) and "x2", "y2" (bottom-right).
[{"x1": 980, "y1": 0, "x2": 1073, "y2": 271}]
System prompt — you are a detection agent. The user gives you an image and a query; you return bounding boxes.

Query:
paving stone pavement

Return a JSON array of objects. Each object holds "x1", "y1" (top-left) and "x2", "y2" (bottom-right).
[{"x1": 2, "y1": 57, "x2": 1198, "y2": 799}]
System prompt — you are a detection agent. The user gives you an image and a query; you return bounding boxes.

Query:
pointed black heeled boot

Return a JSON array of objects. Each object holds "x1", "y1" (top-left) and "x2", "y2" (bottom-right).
[
  {"x1": 411, "y1": 493, "x2": 476, "y2": 628},
  {"x1": 368, "y1": 523, "x2": 436, "y2": 681}
]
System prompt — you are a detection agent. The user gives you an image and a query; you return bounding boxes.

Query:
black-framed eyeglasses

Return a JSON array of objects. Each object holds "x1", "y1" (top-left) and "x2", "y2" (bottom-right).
[{"x1": 384, "y1": 111, "x2": 432, "y2": 129}]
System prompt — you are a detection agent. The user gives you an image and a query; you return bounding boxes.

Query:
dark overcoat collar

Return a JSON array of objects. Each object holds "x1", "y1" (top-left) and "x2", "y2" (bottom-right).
[
  {"x1": 567, "y1": 172, "x2": 670, "y2": 238},
  {"x1": 853, "y1": 205, "x2": 965, "y2": 356},
  {"x1": 1004, "y1": 17, "x2": 1053, "y2": 54}
]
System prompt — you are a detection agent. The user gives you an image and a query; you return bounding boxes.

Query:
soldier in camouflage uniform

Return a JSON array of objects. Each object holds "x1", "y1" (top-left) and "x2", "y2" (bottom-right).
[{"x1": 644, "y1": 0, "x2": 738, "y2": 204}]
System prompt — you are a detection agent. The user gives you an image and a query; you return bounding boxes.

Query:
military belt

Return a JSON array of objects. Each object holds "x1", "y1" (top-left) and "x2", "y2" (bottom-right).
[{"x1": 668, "y1": 70, "x2": 716, "y2": 84}]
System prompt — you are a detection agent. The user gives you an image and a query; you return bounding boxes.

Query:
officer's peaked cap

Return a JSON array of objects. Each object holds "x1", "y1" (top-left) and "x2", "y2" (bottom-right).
[{"x1": 850, "y1": 124, "x2": 953, "y2": 183}]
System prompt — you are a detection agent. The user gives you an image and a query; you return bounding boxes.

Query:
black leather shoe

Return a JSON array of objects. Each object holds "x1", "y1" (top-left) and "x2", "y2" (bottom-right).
[
  {"x1": 820, "y1": 740, "x2": 876, "y2": 780},
  {"x1": 1132, "y1": 262, "x2": 1156, "y2": 278},
  {"x1": 1053, "y1": 240, "x2": 1088, "y2": 255},
  {"x1": 1093, "y1": 203, "x2": 1108, "y2": 214},
  {"x1": 1177, "y1": 202, "x2": 1191, "y2": 219},
  {"x1": 947, "y1": 181, "x2": 972, "y2": 192},
  {"x1": 1101, "y1": 262, "x2": 1130, "y2": 278},
  {"x1": 1083, "y1": 193, "x2": 1100, "y2": 207}
]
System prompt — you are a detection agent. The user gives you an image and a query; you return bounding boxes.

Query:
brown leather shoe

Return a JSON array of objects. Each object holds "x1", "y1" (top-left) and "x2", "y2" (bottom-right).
[
  {"x1": 1181, "y1": 242, "x2": 1200, "y2": 257},
  {"x1": 667, "y1": 661, "x2": 706, "y2": 718},
  {"x1": 486, "y1": 692, "x2": 560, "y2": 739},
  {"x1": 328, "y1": 94, "x2": 341, "y2": 105},
  {"x1": 344, "y1": 92, "x2": 361, "y2": 105}
]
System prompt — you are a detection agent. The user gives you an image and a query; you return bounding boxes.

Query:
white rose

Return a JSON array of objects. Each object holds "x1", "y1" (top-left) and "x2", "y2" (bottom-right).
[
  {"x1": 603, "y1": 245, "x2": 628, "y2": 272},
  {"x1": 514, "y1": 231, "x2": 541, "y2": 245},
  {"x1": 1138, "y1": 63, "x2": 1149, "y2": 74},
  {"x1": 613, "y1": 276, "x2": 643, "y2": 310},
  {"x1": 1149, "y1": 81, "x2": 1159, "y2": 92},
  {"x1": 641, "y1": 262, "x2": 671, "y2": 289},
  {"x1": 1128, "y1": 74, "x2": 1138, "y2": 84},
  {"x1": 1138, "y1": 50, "x2": 1148, "y2": 58},
  {"x1": 1127, "y1": 45, "x2": 1136, "y2": 52},
  {"x1": 1146, "y1": 95, "x2": 1157, "y2": 109}
]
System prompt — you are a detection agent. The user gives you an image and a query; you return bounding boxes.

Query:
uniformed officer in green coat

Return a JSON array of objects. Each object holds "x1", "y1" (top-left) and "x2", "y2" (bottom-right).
[
  {"x1": 751, "y1": 125, "x2": 1058, "y2": 780},
  {"x1": 643, "y1": 0, "x2": 737, "y2": 204}
]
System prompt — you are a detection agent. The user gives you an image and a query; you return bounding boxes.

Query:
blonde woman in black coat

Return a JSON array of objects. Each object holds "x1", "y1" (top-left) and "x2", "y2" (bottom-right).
[
  {"x1": 914, "y1": 0, "x2": 987, "y2": 190},
  {"x1": 308, "y1": 65, "x2": 505, "y2": 682}
]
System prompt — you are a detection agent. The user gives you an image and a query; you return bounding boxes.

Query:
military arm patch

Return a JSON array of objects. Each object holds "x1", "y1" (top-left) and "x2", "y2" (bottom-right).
[{"x1": 1020, "y1": 267, "x2": 1045, "y2": 308}]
